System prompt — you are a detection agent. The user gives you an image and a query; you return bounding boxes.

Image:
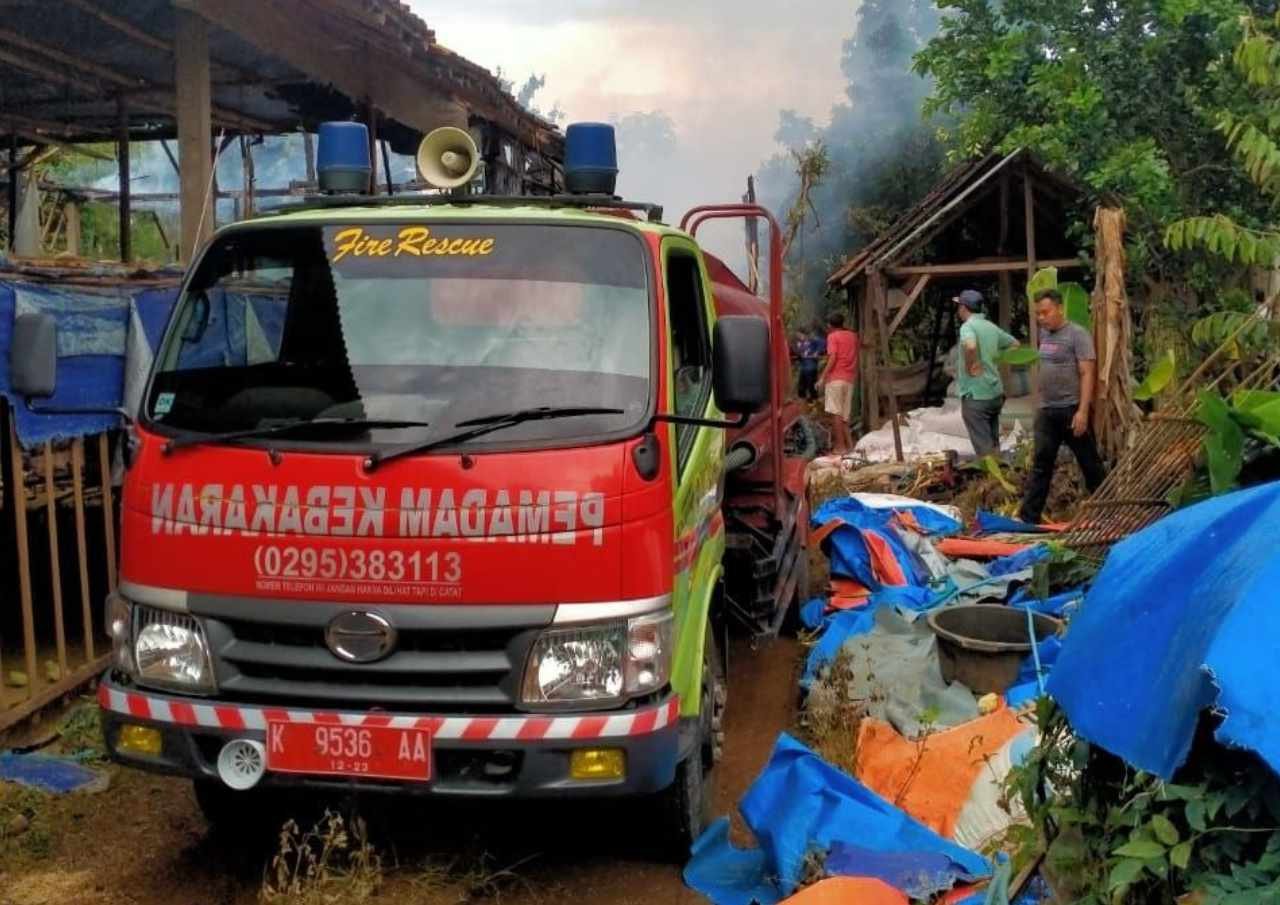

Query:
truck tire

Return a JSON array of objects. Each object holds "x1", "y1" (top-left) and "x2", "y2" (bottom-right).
[{"x1": 656, "y1": 634, "x2": 720, "y2": 862}]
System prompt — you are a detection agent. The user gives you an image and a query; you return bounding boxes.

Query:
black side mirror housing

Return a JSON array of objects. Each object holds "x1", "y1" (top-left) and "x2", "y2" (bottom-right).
[
  {"x1": 10, "y1": 312, "x2": 57, "y2": 400},
  {"x1": 712, "y1": 315, "x2": 770, "y2": 415}
]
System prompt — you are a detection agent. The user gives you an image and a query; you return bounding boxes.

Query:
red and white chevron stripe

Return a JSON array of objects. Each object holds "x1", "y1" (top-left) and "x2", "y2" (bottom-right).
[{"x1": 98, "y1": 684, "x2": 680, "y2": 742}]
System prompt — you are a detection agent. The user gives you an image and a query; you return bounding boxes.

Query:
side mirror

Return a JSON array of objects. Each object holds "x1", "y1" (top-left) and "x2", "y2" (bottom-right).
[
  {"x1": 10, "y1": 312, "x2": 57, "y2": 399},
  {"x1": 712, "y1": 315, "x2": 770, "y2": 415}
]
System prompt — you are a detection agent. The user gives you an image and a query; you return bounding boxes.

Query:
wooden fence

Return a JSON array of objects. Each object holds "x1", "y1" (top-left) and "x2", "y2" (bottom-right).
[{"x1": 0, "y1": 399, "x2": 117, "y2": 733}]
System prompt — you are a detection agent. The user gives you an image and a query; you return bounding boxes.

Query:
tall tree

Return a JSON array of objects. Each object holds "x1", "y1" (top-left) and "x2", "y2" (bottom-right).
[{"x1": 915, "y1": 0, "x2": 1277, "y2": 285}]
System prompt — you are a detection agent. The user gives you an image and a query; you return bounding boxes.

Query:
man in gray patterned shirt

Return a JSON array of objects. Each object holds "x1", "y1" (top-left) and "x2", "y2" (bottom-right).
[{"x1": 1018, "y1": 289, "x2": 1106, "y2": 524}]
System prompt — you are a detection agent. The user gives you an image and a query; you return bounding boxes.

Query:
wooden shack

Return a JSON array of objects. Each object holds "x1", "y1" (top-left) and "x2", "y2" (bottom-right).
[{"x1": 825, "y1": 149, "x2": 1086, "y2": 457}]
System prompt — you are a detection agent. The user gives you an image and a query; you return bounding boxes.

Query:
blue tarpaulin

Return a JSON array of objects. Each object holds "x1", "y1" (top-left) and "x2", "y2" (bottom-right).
[
  {"x1": 814, "y1": 496, "x2": 963, "y2": 591},
  {"x1": 683, "y1": 734, "x2": 990, "y2": 904},
  {"x1": 0, "y1": 278, "x2": 181, "y2": 446},
  {"x1": 0, "y1": 752, "x2": 101, "y2": 793},
  {"x1": 975, "y1": 510, "x2": 1054, "y2": 535},
  {"x1": 1048, "y1": 481, "x2": 1280, "y2": 779}
]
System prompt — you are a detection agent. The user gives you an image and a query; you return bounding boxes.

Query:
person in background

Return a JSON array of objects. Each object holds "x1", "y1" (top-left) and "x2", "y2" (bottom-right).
[
  {"x1": 817, "y1": 311, "x2": 858, "y2": 454},
  {"x1": 1018, "y1": 288, "x2": 1107, "y2": 524},
  {"x1": 953, "y1": 289, "x2": 1018, "y2": 458},
  {"x1": 795, "y1": 326, "x2": 822, "y2": 401}
]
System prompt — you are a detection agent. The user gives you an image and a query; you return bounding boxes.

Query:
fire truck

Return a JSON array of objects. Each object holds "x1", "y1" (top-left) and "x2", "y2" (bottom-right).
[{"x1": 9, "y1": 121, "x2": 809, "y2": 855}]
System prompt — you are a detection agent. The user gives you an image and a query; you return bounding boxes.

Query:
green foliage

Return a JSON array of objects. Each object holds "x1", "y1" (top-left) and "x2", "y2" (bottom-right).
[
  {"x1": 1133, "y1": 350, "x2": 1178, "y2": 402},
  {"x1": 1166, "y1": 12, "x2": 1280, "y2": 267},
  {"x1": 1009, "y1": 701, "x2": 1280, "y2": 904},
  {"x1": 998, "y1": 346, "x2": 1041, "y2": 366},
  {"x1": 917, "y1": 0, "x2": 1273, "y2": 287},
  {"x1": 1026, "y1": 266, "x2": 1059, "y2": 304},
  {"x1": 1198, "y1": 390, "x2": 1247, "y2": 493}
]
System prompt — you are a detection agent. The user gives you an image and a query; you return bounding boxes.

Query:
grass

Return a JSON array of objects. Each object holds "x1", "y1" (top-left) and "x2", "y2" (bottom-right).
[
  {"x1": 57, "y1": 697, "x2": 108, "y2": 762},
  {"x1": 260, "y1": 811, "x2": 384, "y2": 904},
  {"x1": 0, "y1": 783, "x2": 55, "y2": 867},
  {"x1": 797, "y1": 649, "x2": 869, "y2": 778}
]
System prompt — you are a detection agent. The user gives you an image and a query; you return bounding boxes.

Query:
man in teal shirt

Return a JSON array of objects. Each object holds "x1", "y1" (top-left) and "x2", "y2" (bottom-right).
[{"x1": 953, "y1": 289, "x2": 1018, "y2": 457}]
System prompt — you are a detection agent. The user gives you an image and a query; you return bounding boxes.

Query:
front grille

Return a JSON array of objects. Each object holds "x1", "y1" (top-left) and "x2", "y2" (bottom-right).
[{"x1": 202, "y1": 615, "x2": 539, "y2": 712}]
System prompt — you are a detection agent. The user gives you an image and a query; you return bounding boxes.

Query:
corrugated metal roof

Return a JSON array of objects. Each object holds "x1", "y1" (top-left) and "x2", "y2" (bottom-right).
[{"x1": 0, "y1": 1, "x2": 561, "y2": 158}]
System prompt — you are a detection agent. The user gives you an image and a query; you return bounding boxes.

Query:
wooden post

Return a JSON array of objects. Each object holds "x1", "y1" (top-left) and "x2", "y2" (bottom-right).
[
  {"x1": 43, "y1": 442, "x2": 67, "y2": 677},
  {"x1": 98, "y1": 433, "x2": 117, "y2": 591},
  {"x1": 381, "y1": 140, "x2": 394, "y2": 195},
  {"x1": 72, "y1": 439, "x2": 93, "y2": 661},
  {"x1": 998, "y1": 270, "x2": 1014, "y2": 390},
  {"x1": 239, "y1": 134, "x2": 255, "y2": 219},
  {"x1": 8, "y1": 420, "x2": 37, "y2": 698},
  {"x1": 1024, "y1": 174, "x2": 1040, "y2": 398},
  {"x1": 117, "y1": 94, "x2": 131, "y2": 263},
  {"x1": 7, "y1": 133, "x2": 16, "y2": 246},
  {"x1": 303, "y1": 130, "x2": 316, "y2": 185},
  {"x1": 365, "y1": 100, "x2": 379, "y2": 194},
  {"x1": 175, "y1": 8, "x2": 213, "y2": 263},
  {"x1": 859, "y1": 283, "x2": 881, "y2": 429},
  {"x1": 870, "y1": 270, "x2": 904, "y2": 462},
  {"x1": 64, "y1": 201, "x2": 80, "y2": 255}
]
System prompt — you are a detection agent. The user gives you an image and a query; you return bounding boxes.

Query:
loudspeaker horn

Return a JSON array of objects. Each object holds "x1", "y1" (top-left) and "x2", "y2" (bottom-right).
[{"x1": 416, "y1": 126, "x2": 479, "y2": 189}]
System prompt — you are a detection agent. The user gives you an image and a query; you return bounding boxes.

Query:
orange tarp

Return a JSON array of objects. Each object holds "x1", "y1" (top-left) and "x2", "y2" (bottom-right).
[
  {"x1": 852, "y1": 706, "x2": 1029, "y2": 840},
  {"x1": 934, "y1": 537, "x2": 1031, "y2": 559},
  {"x1": 780, "y1": 877, "x2": 908, "y2": 905}
]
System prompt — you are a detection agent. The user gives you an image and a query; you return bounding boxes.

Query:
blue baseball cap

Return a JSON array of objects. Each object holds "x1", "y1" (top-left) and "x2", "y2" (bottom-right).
[{"x1": 953, "y1": 289, "x2": 985, "y2": 311}]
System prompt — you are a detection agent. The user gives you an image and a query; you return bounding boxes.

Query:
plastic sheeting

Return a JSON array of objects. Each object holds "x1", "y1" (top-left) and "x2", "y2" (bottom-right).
[
  {"x1": 0, "y1": 279, "x2": 180, "y2": 446},
  {"x1": 855, "y1": 399, "x2": 1025, "y2": 463},
  {"x1": 683, "y1": 734, "x2": 990, "y2": 904},
  {"x1": 814, "y1": 495, "x2": 962, "y2": 593},
  {"x1": 811, "y1": 607, "x2": 980, "y2": 738},
  {"x1": 0, "y1": 752, "x2": 102, "y2": 793},
  {"x1": 1048, "y1": 481, "x2": 1280, "y2": 779}
]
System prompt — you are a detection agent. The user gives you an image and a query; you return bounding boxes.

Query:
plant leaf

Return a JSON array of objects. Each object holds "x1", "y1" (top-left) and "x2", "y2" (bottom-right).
[
  {"x1": 1108, "y1": 857, "x2": 1147, "y2": 892},
  {"x1": 1113, "y1": 839, "x2": 1167, "y2": 859},
  {"x1": 1170, "y1": 840, "x2": 1193, "y2": 870},
  {"x1": 1151, "y1": 814, "x2": 1181, "y2": 846},
  {"x1": 1026, "y1": 266, "x2": 1058, "y2": 303},
  {"x1": 1134, "y1": 350, "x2": 1177, "y2": 401},
  {"x1": 1198, "y1": 391, "x2": 1245, "y2": 494},
  {"x1": 1186, "y1": 799, "x2": 1208, "y2": 832},
  {"x1": 998, "y1": 346, "x2": 1041, "y2": 366},
  {"x1": 1060, "y1": 281, "x2": 1092, "y2": 328}
]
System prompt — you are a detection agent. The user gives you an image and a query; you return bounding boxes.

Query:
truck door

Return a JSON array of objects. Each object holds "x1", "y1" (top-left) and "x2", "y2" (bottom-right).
[{"x1": 662, "y1": 238, "x2": 725, "y2": 718}]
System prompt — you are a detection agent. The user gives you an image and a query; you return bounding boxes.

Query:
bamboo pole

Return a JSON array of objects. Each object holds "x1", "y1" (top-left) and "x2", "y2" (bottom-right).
[
  {"x1": 72, "y1": 439, "x2": 93, "y2": 661},
  {"x1": 98, "y1": 433, "x2": 117, "y2": 591},
  {"x1": 8, "y1": 421, "x2": 37, "y2": 699},
  {"x1": 43, "y1": 442, "x2": 67, "y2": 676}
]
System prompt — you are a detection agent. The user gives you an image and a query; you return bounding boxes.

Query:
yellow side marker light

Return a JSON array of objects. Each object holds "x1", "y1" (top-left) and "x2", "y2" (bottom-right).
[
  {"x1": 570, "y1": 748, "x2": 626, "y2": 781},
  {"x1": 118, "y1": 724, "x2": 163, "y2": 756}
]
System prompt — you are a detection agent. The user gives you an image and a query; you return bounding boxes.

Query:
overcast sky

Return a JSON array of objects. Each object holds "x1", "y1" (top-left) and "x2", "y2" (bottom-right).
[{"x1": 409, "y1": 1, "x2": 856, "y2": 264}]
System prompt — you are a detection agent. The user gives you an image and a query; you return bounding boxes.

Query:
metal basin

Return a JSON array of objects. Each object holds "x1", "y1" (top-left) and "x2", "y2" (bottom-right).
[{"x1": 927, "y1": 604, "x2": 1062, "y2": 695}]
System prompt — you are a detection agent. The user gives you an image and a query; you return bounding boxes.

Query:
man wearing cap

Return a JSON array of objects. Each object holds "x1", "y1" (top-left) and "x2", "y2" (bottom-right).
[{"x1": 954, "y1": 289, "x2": 1018, "y2": 458}]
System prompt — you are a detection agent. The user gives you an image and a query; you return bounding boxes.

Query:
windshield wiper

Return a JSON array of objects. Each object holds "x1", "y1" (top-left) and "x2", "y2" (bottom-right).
[
  {"x1": 162, "y1": 417, "x2": 432, "y2": 455},
  {"x1": 365, "y1": 406, "x2": 624, "y2": 471}
]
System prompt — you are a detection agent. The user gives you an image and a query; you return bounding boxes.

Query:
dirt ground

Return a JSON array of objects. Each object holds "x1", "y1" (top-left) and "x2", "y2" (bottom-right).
[{"x1": 0, "y1": 636, "x2": 802, "y2": 905}]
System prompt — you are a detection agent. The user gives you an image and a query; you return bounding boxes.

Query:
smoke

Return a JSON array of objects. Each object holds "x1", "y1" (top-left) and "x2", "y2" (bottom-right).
[{"x1": 755, "y1": 0, "x2": 946, "y2": 308}]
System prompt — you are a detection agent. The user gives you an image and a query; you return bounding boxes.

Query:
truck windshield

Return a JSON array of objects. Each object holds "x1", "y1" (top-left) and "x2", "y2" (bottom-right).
[{"x1": 145, "y1": 222, "x2": 652, "y2": 449}]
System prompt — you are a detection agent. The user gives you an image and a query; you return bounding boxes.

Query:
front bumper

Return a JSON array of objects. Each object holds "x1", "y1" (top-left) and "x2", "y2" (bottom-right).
[{"x1": 98, "y1": 678, "x2": 681, "y2": 797}]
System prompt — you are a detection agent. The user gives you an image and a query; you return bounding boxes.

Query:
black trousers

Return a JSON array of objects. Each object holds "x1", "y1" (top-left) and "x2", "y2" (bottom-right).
[
  {"x1": 798, "y1": 365, "x2": 819, "y2": 400},
  {"x1": 961, "y1": 396, "x2": 1004, "y2": 458},
  {"x1": 1019, "y1": 406, "x2": 1106, "y2": 524}
]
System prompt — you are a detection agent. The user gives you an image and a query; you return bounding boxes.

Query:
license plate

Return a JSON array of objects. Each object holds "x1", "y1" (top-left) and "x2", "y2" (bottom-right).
[{"x1": 265, "y1": 722, "x2": 432, "y2": 782}]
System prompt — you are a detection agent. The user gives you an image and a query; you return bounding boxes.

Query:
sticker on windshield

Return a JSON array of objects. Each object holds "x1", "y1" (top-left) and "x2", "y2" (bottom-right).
[
  {"x1": 153, "y1": 392, "x2": 175, "y2": 416},
  {"x1": 329, "y1": 226, "x2": 495, "y2": 263}
]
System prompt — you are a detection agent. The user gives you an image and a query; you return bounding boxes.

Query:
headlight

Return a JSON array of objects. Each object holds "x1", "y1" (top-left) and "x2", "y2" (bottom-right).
[
  {"x1": 624, "y1": 609, "x2": 673, "y2": 696},
  {"x1": 133, "y1": 606, "x2": 216, "y2": 694},
  {"x1": 521, "y1": 608, "x2": 673, "y2": 707},
  {"x1": 105, "y1": 593, "x2": 135, "y2": 675}
]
